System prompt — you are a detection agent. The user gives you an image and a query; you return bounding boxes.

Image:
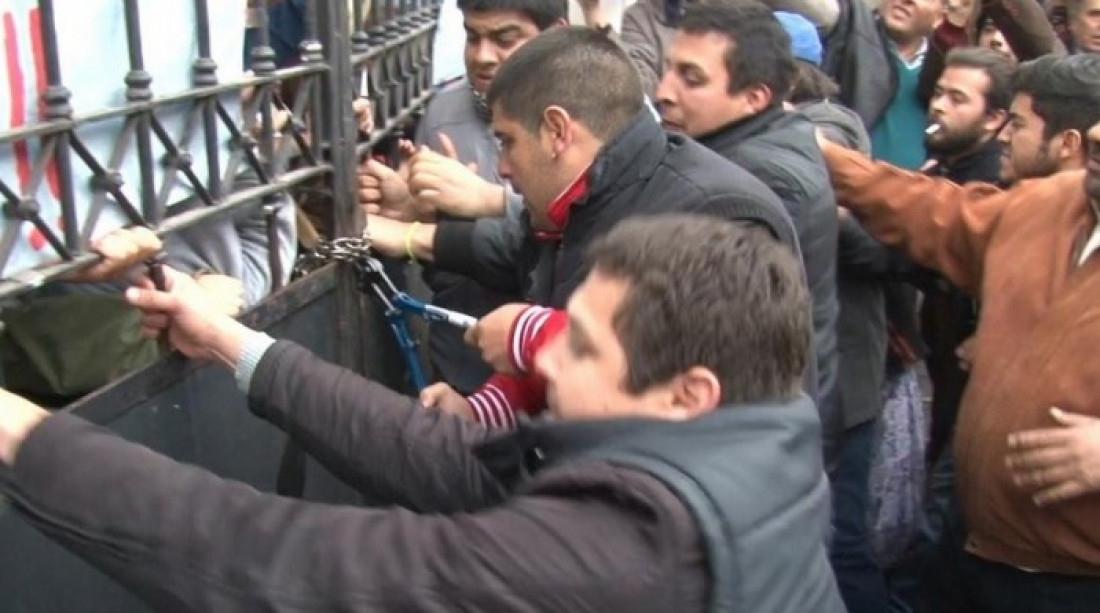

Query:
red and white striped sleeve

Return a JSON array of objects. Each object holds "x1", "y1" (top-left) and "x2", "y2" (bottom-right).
[
  {"x1": 465, "y1": 373, "x2": 548, "y2": 429},
  {"x1": 507, "y1": 306, "x2": 568, "y2": 374}
]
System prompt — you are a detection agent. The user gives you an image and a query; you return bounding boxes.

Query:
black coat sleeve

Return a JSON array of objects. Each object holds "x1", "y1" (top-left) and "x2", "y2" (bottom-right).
[
  {"x1": 1, "y1": 416, "x2": 697, "y2": 612},
  {"x1": 248, "y1": 341, "x2": 505, "y2": 513},
  {"x1": 431, "y1": 204, "x2": 530, "y2": 296},
  {"x1": 838, "y1": 215, "x2": 918, "y2": 280}
]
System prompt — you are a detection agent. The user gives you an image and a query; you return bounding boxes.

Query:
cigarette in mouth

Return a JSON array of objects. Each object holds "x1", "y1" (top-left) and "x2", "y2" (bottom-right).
[{"x1": 925, "y1": 124, "x2": 942, "y2": 136}]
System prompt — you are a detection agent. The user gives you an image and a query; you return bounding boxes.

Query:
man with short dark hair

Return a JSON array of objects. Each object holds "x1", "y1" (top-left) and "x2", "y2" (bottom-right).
[
  {"x1": 358, "y1": 0, "x2": 568, "y2": 396},
  {"x1": 820, "y1": 52, "x2": 1100, "y2": 610},
  {"x1": 1068, "y1": 0, "x2": 1100, "y2": 53},
  {"x1": 655, "y1": 0, "x2": 841, "y2": 477},
  {"x1": 1000, "y1": 53, "x2": 1100, "y2": 183},
  {"x1": 0, "y1": 215, "x2": 842, "y2": 612},
  {"x1": 367, "y1": 26, "x2": 798, "y2": 428},
  {"x1": 921, "y1": 46, "x2": 1014, "y2": 462}
]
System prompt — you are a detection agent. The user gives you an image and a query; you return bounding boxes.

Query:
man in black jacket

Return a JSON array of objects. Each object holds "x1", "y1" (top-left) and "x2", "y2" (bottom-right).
[
  {"x1": 0, "y1": 215, "x2": 843, "y2": 612},
  {"x1": 920, "y1": 47, "x2": 1013, "y2": 465},
  {"x1": 365, "y1": 27, "x2": 798, "y2": 426},
  {"x1": 655, "y1": 1, "x2": 841, "y2": 468}
]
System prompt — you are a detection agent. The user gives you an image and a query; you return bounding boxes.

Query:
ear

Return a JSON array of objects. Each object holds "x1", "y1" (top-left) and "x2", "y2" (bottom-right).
[
  {"x1": 742, "y1": 84, "x2": 774, "y2": 115},
  {"x1": 668, "y1": 366, "x2": 723, "y2": 419},
  {"x1": 982, "y1": 108, "x2": 1008, "y2": 136},
  {"x1": 1054, "y1": 129, "x2": 1085, "y2": 163},
  {"x1": 542, "y1": 105, "x2": 574, "y2": 156}
]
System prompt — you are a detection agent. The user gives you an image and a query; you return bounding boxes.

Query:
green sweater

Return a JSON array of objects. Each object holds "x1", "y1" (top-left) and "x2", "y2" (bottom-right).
[{"x1": 870, "y1": 54, "x2": 926, "y2": 171}]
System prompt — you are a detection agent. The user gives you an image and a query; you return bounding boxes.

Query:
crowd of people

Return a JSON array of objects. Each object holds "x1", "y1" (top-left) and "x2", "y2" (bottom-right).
[{"x1": 2, "y1": 0, "x2": 1100, "y2": 611}]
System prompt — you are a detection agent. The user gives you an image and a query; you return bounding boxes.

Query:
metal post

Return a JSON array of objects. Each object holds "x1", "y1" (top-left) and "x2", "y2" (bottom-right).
[
  {"x1": 318, "y1": 0, "x2": 366, "y2": 375},
  {"x1": 192, "y1": 0, "x2": 222, "y2": 200},
  {"x1": 36, "y1": 0, "x2": 79, "y2": 252},
  {"x1": 122, "y1": 0, "x2": 158, "y2": 226}
]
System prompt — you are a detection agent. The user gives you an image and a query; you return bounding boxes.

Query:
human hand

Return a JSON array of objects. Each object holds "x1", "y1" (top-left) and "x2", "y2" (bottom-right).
[
  {"x1": 352, "y1": 97, "x2": 374, "y2": 134},
  {"x1": 364, "y1": 214, "x2": 412, "y2": 259},
  {"x1": 1007, "y1": 407, "x2": 1100, "y2": 506},
  {"x1": 124, "y1": 266, "x2": 249, "y2": 366},
  {"x1": 193, "y1": 273, "x2": 246, "y2": 317},
  {"x1": 358, "y1": 158, "x2": 419, "y2": 222},
  {"x1": 956, "y1": 335, "x2": 976, "y2": 371},
  {"x1": 65, "y1": 226, "x2": 162, "y2": 283},
  {"x1": 0, "y1": 388, "x2": 49, "y2": 466},
  {"x1": 407, "y1": 133, "x2": 505, "y2": 220},
  {"x1": 464, "y1": 303, "x2": 530, "y2": 375},
  {"x1": 419, "y1": 382, "x2": 474, "y2": 421}
]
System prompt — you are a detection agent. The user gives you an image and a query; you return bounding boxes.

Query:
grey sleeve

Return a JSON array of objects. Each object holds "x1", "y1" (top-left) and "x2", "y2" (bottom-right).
[
  {"x1": 760, "y1": 0, "x2": 840, "y2": 31},
  {"x1": 619, "y1": 7, "x2": 664, "y2": 98},
  {"x1": 837, "y1": 215, "x2": 915, "y2": 279},
  {"x1": 163, "y1": 191, "x2": 296, "y2": 306}
]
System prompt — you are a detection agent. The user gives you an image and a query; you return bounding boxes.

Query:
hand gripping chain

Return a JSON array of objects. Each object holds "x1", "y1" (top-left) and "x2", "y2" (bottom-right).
[{"x1": 297, "y1": 236, "x2": 476, "y2": 391}]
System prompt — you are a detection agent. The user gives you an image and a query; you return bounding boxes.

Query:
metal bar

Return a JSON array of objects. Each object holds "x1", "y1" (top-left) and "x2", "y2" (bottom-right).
[
  {"x1": 122, "y1": 0, "x2": 159, "y2": 225},
  {"x1": 36, "y1": 0, "x2": 79, "y2": 252},
  {"x1": 0, "y1": 66, "x2": 327, "y2": 144},
  {"x1": 265, "y1": 199, "x2": 285, "y2": 293},
  {"x1": 215, "y1": 99, "x2": 269, "y2": 186},
  {"x1": 67, "y1": 128, "x2": 145, "y2": 235},
  {"x1": 0, "y1": 165, "x2": 329, "y2": 302},
  {"x1": 317, "y1": 0, "x2": 367, "y2": 378},
  {"x1": 150, "y1": 112, "x2": 214, "y2": 207},
  {"x1": 193, "y1": 0, "x2": 222, "y2": 200},
  {"x1": 273, "y1": 81, "x2": 319, "y2": 171},
  {"x1": 354, "y1": 88, "x2": 433, "y2": 156}
]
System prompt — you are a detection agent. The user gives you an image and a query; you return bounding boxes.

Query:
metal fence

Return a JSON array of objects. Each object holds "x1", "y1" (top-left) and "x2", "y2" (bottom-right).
[{"x1": 0, "y1": 0, "x2": 439, "y2": 297}]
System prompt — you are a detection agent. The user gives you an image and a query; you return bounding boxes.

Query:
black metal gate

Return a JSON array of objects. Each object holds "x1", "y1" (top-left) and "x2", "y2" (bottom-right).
[{"x1": 0, "y1": 1, "x2": 440, "y2": 609}]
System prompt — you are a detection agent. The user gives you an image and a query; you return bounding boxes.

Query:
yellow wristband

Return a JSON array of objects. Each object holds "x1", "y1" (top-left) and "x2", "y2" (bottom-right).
[{"x1": 404, "y1": 221, "x2": 421, "y2": 264}]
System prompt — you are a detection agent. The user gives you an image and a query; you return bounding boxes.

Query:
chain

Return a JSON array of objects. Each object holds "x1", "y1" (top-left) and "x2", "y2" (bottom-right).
[{"x1": 293, "y1": 234, "x2": 373, "y2": 278}]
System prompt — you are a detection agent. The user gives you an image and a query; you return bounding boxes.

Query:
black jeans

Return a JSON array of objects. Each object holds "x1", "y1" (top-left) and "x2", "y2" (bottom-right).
[{"x1": 959, "y1": 553, "x2": 1100, "y2": 613}]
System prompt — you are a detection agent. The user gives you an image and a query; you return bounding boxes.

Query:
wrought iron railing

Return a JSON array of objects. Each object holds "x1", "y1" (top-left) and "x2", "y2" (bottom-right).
[{"x1": 0, "y1": 0, "x2": 441, "y2": 301}]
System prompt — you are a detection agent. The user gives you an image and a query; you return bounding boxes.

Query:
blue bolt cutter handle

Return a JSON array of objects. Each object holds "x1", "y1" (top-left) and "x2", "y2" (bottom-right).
[
  {"x1": 300, "y1": 237, "x2": 476, "y2": 393},
  {"x1": 356, "y1": 256, "x2": 475, "y2": 392}
]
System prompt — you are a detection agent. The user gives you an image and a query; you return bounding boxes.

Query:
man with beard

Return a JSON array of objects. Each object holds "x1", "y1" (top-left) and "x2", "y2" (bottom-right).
[
  {"x1": 921, "y1": 46, "x2": 1014, "y2": 465},
  {"x1": 819, "y1": 52, "x2": 1100, "y2": 611},
  {"x1": 998, "y1": 54, "x2": 1099, "y2": 184},
  {"x1": 884, "y1": 46, "x2": 1014, "y2": 613}
]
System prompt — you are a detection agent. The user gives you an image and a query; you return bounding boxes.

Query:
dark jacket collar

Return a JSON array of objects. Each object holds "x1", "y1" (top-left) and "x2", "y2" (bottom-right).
[
  {"x1": 696, "y1": 106, "x2": 787, "y2": 154},
  {"x1": 533, "y1": 110, "x2": 667, "y2": 240},
  {"x1": 926, "y1": 137, "x2": 1003, "y2": 186},
  {"x1": 473, "y1": 396, "x2": 809, "y2": 489},
  {"x1": 586, "y1": 109, "x2": 670, "y2": 201}
]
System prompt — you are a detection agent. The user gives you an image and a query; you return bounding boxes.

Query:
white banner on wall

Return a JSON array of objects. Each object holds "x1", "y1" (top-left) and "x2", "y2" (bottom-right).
[{"x1": 0, "y1": 0, "x2": 246, "y2": 278}]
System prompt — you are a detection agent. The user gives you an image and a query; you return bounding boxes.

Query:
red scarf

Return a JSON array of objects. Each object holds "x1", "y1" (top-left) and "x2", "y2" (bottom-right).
[{"x1": 534, "y1": 168, "x2": 590, "y2": 242}]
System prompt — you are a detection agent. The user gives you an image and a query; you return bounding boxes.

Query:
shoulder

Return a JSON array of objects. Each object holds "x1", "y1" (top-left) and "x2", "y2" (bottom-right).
[
  {"x1": 421, "y1": 83, "x2": 478, "y2": 130},
  {"x1": 665, "y1": 138, "x2": 782, "y2": 205},
  {"x1": 472, "y1": 461, "x2": 706, "y2": 610}
]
